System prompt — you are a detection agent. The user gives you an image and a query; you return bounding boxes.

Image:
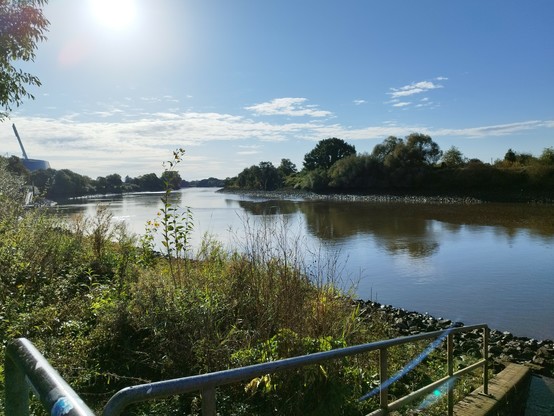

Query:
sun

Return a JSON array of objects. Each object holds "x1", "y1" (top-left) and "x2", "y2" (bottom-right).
[{"x1": 90, "y1": 0, "x2": 137, "y2": 30}]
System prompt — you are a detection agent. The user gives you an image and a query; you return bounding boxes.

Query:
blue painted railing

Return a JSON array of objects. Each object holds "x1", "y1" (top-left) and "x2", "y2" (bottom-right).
[{"x1": 4, "y1": 324, "x2": 489, "y2": 415}]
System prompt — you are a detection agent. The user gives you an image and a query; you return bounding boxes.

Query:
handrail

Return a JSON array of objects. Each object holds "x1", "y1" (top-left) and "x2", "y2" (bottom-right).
[
  {"x1": 4, "y1": 338, "x2": 95, "y2": 416},
  {"x1": 102, "y1": 323, "x2": 489, "y2": 415},
  {"x1": 4, "y1": 324, "x2": 489, "y2": 416}
]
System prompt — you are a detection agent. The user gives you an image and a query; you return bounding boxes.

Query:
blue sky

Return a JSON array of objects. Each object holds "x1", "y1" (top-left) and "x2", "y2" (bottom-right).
[{"x1": 2, "y1": 0, "x2": 553, "y2": 180}]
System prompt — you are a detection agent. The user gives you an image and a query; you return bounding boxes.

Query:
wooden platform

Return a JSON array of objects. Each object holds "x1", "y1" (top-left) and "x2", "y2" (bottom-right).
[{"x1": 453, "y1": 363, "x2": 531, "y2": 416}]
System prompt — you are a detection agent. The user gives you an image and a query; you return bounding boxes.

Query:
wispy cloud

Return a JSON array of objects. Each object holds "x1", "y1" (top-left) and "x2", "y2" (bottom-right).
[
  {"x1": 432, "y1": 120, "x2": 550, "y2": 138},
  {"x1": 388, "y1": 77, "x2": 447, "y2": 106},
  {"x1": 389, "y1": 81, "x2": 443, "y2": 99},
  {"x1": 353, "y1": 99, "x2": 366, "y2": 105},
  {"x1": 237, "y1": 144, "x2": 262, "y2": 155},
  {"x1": 4, "y1": 104, "x2": 552, "y2": 180},
  {"x1": 245, "y1": 98, "x2": 332, "y2": 117}
]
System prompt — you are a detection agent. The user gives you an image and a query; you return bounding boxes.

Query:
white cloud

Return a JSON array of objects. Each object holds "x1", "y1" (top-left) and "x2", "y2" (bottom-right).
[
  {"x1": 432, "y1": 120, "x2": 550, "y2": 138},
  {"x1": 392, "y1": 102, "x2": 411, "y2": 108},
  {"x1": 4, "y1": 103, "x2": 553, "y2": 180},
  {"x1": 245, "y1": 97, "x2": 332, "y2": 117},
  {"x1": 353, "y1": 99, "x2": 366, "y2": 105},
  {"x1": 389, "y1": 80, "x2": 445, "y2": 99}
]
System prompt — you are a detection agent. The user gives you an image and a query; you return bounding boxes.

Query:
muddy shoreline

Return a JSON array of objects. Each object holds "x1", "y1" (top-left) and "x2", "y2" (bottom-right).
[{"x1": 218, "y1": 188, "x2": 485, "y2": 204}]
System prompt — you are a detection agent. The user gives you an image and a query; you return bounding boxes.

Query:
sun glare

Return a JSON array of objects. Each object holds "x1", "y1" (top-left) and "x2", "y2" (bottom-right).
[{"x1": 90, "y1": 0, "x2": 137, "y2": 30}]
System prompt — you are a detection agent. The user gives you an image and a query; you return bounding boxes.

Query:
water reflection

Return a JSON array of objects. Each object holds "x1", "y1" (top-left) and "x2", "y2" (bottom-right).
[
  {"x1": 237, "y1": 199, "x2": 554, "y2": 259},
  {"x1": 56, "y1": 190, "x2": 554, "y2": 339}
]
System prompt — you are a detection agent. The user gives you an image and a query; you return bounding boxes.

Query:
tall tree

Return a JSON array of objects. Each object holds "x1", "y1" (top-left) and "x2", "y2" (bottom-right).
[
  {"x1": 258, "y1": 161, "x2": 281, "y2": 190},
  {"x1": 161, "y1": 170, "x2": 182, "y2": 190},
  {"x1": 371, "y1": 136, "x2": 403, "y2": 165},
  {"x1": 303, "y1": 138, "x2": 356, "y2": 171},
  {"x1": 441, "y1": 146, "x2": 466, "y2": 167},
  {"x1": 0, "y1": 0, "x2": 49, "y2": 119},
  {"x1": 539, "y1": 147, "x2": 554, "y2": 165},
  {"x1": 404, "y1": 133, "x2": 442, "y2": 166},
  {"x1": 277, "y1": 158, "x2": 297, "y2": 177},
  {"x1": 504, "y1": 149, "x2": 517, "y2": 164}
]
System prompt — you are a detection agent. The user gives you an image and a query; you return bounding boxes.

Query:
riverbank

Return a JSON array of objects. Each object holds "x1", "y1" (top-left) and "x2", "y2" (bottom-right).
[
  {"x1": 218, "y1": 188, "x2": 485, "y2": 204},
  {"x1": 357, "y1": 300, "x2": 554, "y2": 377}
]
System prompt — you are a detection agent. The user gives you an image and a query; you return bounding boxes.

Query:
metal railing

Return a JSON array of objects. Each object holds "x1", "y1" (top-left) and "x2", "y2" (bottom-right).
[
  {"x1": 4, "y1": 337, "x2": 95, "y2": 416},
  {"x1": 4, "y1": 324, "x2": 489, "y2": 415}
]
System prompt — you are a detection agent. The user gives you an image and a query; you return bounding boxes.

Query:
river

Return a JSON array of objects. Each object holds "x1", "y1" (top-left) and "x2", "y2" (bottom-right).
[{"x1": 57, "y1": 188, "x2": 554, "y2": 341}]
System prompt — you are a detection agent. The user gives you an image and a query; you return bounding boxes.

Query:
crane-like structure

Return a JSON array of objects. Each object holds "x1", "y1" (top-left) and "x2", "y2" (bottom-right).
[{"x1": 11, "y1": 124, "x2": 50, "y2": 171}]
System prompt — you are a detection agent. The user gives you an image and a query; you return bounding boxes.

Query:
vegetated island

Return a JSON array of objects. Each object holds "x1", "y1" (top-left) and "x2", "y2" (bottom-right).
[{"x1": 223, "y1": 135, "x2": 554, "y2": 204}]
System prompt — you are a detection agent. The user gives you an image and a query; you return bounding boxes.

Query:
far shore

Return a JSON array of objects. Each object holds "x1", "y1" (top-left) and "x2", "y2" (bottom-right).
[
  {"x1": 218, "y1": 188, "x2": 486, "y2": 204},
  {"x1": 218, "y1": 187, "x2": 554, "y2": 204}
]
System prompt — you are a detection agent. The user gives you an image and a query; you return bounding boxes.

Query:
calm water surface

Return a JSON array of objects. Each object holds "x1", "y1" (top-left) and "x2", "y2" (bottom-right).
[{"x1": 58, "y1": 188, "x2": 554, "y2": 340}]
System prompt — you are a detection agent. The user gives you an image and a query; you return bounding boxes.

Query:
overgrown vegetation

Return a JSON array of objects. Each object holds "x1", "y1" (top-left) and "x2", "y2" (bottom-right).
[
  {"x1": 226, "y1": 135, "x2": 554, "y2": 202},
  {"x1": 0, "y1": 154, "x2": 484, "y2": 415}
]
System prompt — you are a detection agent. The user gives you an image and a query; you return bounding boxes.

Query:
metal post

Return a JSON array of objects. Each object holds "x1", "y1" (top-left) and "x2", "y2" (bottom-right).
[
  {"x1": 201, "y1": 387, "x2": 216, "y2": 416},
  {"x1": 447, "y1": 333, "x2": 454, "y2": 416},
  {"x1": 483, "y1": 327, "x2": 489, "y2": 395},
  {"x1": 4, "y1": 352, "x2": 30, "y2": 416},
  {"x1": 379, "y1": 348, "x2": 388, "y2": 412}
]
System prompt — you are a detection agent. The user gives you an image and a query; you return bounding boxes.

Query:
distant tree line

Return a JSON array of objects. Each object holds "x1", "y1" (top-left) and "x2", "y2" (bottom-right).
[
  {"x1": 0, "y1": 155, "x2": 184, "y2": 200},
  {"x1": 225, "y1": 135, "x2": 554, "y2": 202},
  {"x1": 182, "y1": 177, "x2": 225, "y2": 188}
]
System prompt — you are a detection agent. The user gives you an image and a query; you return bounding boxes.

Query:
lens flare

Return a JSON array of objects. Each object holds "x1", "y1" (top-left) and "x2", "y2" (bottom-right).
[{"x1": 359, "y1": 327, "x2": 453, "y2": 402}]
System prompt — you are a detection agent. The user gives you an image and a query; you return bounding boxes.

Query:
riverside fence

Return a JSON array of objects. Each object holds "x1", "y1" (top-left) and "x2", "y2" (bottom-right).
[{"x1": 4, "y1": 324, "x2": 489, "y2": 415}]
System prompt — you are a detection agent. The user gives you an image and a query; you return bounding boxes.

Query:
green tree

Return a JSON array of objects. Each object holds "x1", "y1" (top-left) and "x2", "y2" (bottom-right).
[
  {"x1": 236, "y1": 165, "x2": 261, "y2": 188},
  {"x1": 371, "y1": 136, "x2": 403, "y2": 165},
  {"x1": 441, "y1": 146, "x2": 466, "y2": 167},
  {"x1": 0, "y1": 156, "x2": 25, "y2": 209},
  {"x1": 0, "y1": 0, "x2": 49, "y2": 119},
  {"x1": 504, "y1": 149, "x2": 516, "y2": 164},
  {"x1": 161, "y1": 170, "x2": 182, "y2": 190},
  {"x1": 135, "y1": 173, "x2": 164, "y2": 191},
  {"x1": 372, "y1": 133, "x2": 441, "y2": 168},
  {"x1": 277, "y1": 158, "x2": 297, "y2": 177},
  {"x1": 303, "y1": 138, "x2": 356, "y2": 171},
  {"x1": 6, "y1": 155, "x2": 29, "y2": 177},
  {"x1": 539, "y1": 147, "x2": 554, "y2": 165},
  {"x1": 328, "y1": 153, "x2": 381, "y2": 189},
  {"x1": 105, "y1": 173, "x2": 123, "y2": 193},
  {"x1": 404, "y1": 133, "x2": 442, "y2": 166},
  {"x1": 49, "y1": 169, "x2": 79, "y2": 198},
  {"x1": 258, "y1": 161, "x2": 281, "y2": 190}
]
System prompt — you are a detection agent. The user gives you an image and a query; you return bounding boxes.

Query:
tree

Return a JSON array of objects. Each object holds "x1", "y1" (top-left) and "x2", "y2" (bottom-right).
[
  {"x1": 371, "y1": 134, "x2": 441, "y2": 168},
  {"x1": 404, "y1": 133, "x2": 442, "y2": 166},
  {"x1": 6, "y1": 155, "x2": 29, "y2": 177},
  {"x1": 441, "y1": 146, "x2": 466, "y2": 167},
  {"x1": 277, "y1": 158, "x2": 297, "y2": 177},
  {"x1": 161, "y1": 170, "x2": 182, "y2": 190},
  {"x1": 135, "y1": 173, "x2": 164, "y2": 191},
  {"x1": 258, "y1": 161, "x2": 281, "y2": 190},
  {"x1": 303, "y1": 138, "x2": 356, "y2": 171},
  {"x1": 539, "y1": 147, "x2": 554, "y2": 165},
  {"x1": 236, "y1": 165, "x2": 261, "y2": 189},
  {"x1": 105, "y1": 173, "x2": 123, "y2": 193},
  {"x1": 371, "y1": 136, "x2": 403, "y2": 165},
  {"x1": 0, "y1": 0, "x2": 49, "y2": 120},
  {"x1": 504, "y1": 149, "x2": 516, "y2": 164}
]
